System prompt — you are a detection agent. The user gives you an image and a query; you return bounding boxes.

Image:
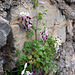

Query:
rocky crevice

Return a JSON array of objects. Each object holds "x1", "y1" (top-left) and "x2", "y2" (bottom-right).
[
  {"x1": 0, "y1": 0, "x2": 16, "y2": 74},
  {"x1": 58, "y1": 28, "x2": 75, "y2": 75}
]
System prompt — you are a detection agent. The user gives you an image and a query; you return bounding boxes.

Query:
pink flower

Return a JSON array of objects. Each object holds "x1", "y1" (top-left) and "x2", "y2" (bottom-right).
[
  {"x1": 27, "y1": 16, "x2": 31, "y2": 19},
  {"x1": 54, "y1": 38, "x2": 61, "y2": 53},
  {"x1": 40, "y1": 27, "x2": 48, "y2": 42},
  {"x1": 26, "y1": 71, "x2": 35, "y2": 75},
  {"x1": 19, "y1": 12, "x2": 32, "y2": 30},
  {"x1": 55, "y1": 49, "x2": 59, "y2": 53}
]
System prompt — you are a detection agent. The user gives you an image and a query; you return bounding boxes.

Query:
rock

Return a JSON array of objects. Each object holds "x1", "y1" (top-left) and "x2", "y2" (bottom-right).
[
  {"x1": 59, "y1": 41, "x2": 75, "y2": 75},
  {"x1": 10, "y1": 0, "x2": 66, "y2": 50},
  {"x1": 52, "y1": 0, "x2": 75, "y2": 20},
  {"x1": 0, "y1": 57, "x2": 5, "y2": 74},
  {"x1": 72, "y1": 23, "x2": 75, "y2": 42},
  {"x1": 67, "y1": 19, "x2": 73, "y2": 36},
  {"x1": 4, "y1": 59, "x2": 16, "y2": 70},
  {"x1": 0, "y1": 1, "x2": 4, "y2": 11},
  {"x1": 37, "y1": 0, "x2": 66, "y2": 43},
  {"x1": 0, "y1": 0, "x2": 19, "y2": 10},
  {"x1": 0, "y1": 0, "x2": 10, "y2": 11},
  {"x1": 65, "y1": 0, "x2": 75, "y2": 3},
  {"x1": 0, "y1": 64, "x2": 3, "y2": 75},
  {"x1": 60, "y1": 72, "x2": 63, "y2": 75},
  {"x1": 10, "y1": 25, "x2": 30, "y2": 50},
  {"x1": 66, "y1": 33, "x2": 72, "y2": 42},
  {"x1": 0, "y1": 1, "x2": 7, "y2": 18},
  {"x1": 72, "y1": 43, "x2": 75, "y2": 51},
  {"x1": 0, "y1": 16, "x2": 10, "y2": 48}
]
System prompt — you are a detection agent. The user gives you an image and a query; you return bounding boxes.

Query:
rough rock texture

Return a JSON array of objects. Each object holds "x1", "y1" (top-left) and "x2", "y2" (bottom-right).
[
  {"x1": 66, "y1": 19, "x2": 73, "y2": 36},
  {"x1": 0, "y1": 0, "x2": 75, "y2": 75},
  {"x1": 0, "y1": 16, "x2": 15, "y2": 74},
  {"x1": 10, "y1": 25, "x2": 30, "y2": 51},
  {"x1": 37, "y1": 0, "x2": 66, "y2": 43},
  {"x1": 72, "y1": 22, "x2": 75, "y2": 42},
  {"x1": 0, "y1": 30, "x2": 16, "y2": 70},
  {"x1": 65, "y1": 0, "x2": 75, "y2": 2},
  {"x1": 58, "y1": 33, "x2": 75, "y2": 75},
  {"x1": 0, "y1": 0, "x2": 20, "y2": 18},
  {"x1": 0, "y1": 16, "x2": 10, "y2": 48},
  {"x1": 50, "y1": 0, "x2": 75, "y2": 20},
  {"x1": 10, "y1": 0, "x2": 66, "y2": 50}
]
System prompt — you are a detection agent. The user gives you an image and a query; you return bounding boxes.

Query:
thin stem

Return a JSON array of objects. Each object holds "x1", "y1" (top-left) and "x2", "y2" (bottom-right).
[
  {"x1": 34, "y1": 0, "x2": 38, "y2": 40},
  {"x1": 35, "y1": 28, "x2": 37, "y2": 40}
]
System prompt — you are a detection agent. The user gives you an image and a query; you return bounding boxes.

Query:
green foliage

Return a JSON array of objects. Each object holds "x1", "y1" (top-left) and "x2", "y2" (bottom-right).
[
  {"x1": 4, "y1": 38, "x2": 60, "y2": 75},
  {"x1": 42, "y1": 22, "x2": 45, "y2": 25},
  {"x1": 38, "y1": 12, "x2": 42, "y2": 20},
  {"x1": 4, "y1": 2, "x2": 60, "y2": 74},
  {"x1": 32, "y1": 25, "x2": 36, "y2": 30},
  {"x1": 27, "y1": 30, "x2": 34, "y2": 39},
  {"x1": 37, "y1": 28, "x2": 41, "y2": 30},
  {"x1": 16, "y1": 50, "x2": 21, "y2": 57},
  {"x1": 4, "y1": 70, "x2": 13, "y2": 75},
  {"x1": 38, "y1": 10, "x2": 47, "y2": 21},
  {"x1": 35, "y1": 2, "x2": 38, "y2": 7},
  {"x1": 4, "y1": 71, "x2": 8, "y2": 75},
  {"x1": 15, "y1": 36, "x2": 59, "y2": 74},
  {"x1": 33, "y1": 0, "x2": 38, "y2": 8}
]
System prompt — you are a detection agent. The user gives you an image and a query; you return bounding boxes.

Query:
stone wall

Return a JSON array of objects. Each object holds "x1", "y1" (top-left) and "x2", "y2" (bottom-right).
[{"x1": 0, "y1": 0, "x2": 75, "y2": 75}]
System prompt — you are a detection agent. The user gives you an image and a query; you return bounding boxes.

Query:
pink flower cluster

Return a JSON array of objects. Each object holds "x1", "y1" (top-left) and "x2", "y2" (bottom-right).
[
  {"x1": 54, "y1": 38, "x2": 61, "y2": 53},
  {"x1": 40, "y1": 28, "x2": 48, "y2": 42},
  {"x1": 19, "y1": 12, "x2": 32, "y2": 31},
  {"x1": 26, "y1": 71, "x2": 35, "y2": 75}
]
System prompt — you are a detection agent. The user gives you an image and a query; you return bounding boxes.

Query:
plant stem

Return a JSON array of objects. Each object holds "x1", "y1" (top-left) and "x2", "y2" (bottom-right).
[
  {"x1": 35, "y1": 28, "x2": 37, "y2": 40},
  {"x1": 35, "y1": 0, "x2": 38, "y2": 40}
]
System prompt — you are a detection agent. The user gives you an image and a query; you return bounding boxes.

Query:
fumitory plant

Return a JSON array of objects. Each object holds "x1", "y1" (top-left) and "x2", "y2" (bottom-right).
[
  {"x1": 15, "y1": 11, "x2": 61, "y2": 75},
  {"x1": 4, "y1": 0, "x2": 61, "y2": 75}
]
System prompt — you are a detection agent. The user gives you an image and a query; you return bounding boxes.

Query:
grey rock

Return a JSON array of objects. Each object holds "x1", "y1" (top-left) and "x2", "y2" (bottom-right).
[
  {"x1": 72, "y1": 43, "x2": 75, "y2": 51},
  {"x1": 4, "y1": 60, "x2": 16, "y2": 70},
  {"x1": 0, "y1": 64, "x2": 3, "y2": 74},
  {"x1": 60, "y1": 72, "x2": 64, "y2": 75},
  {"x1": 65, "y1": 0, "x2": 75, "y2": 3},
  {"x1": 0, "y1": 0, "x2": 10, "y2": 11},
  {"x1": 0, "y1": 17, "x2": 10, "y2": 48},
  {"x1": 1, "y1": 12, "x2": 7, "y2": 18},
  {"x1": 59, "y1": 40, "x2": 75, "y2": 74},
  {"x1": 66, "y1": 33, "x2": 72, "y2": 42},
  {"x1": 51, "y1": 0, "x2": 75, "y2": 20},
  {"x1": 3, "y1": 2, "x2": 10, "y2": 9}
]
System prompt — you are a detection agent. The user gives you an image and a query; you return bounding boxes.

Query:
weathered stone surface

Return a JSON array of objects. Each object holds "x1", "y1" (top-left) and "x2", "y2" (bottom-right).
[
  {"x1": 0, "y1": 0, "x2": 20, "y2": 10},
  {"x1": 72, "y1": 23, "x2": 75, "y2": 42},
  {"x1": 0, "y1": 0, "x2": 20, "y2": 18},
  {"x1": 10, "y1": 0, "x2": 66, "y2": 50},
  {"x1": 0, "y1": 17, "x2": 10, "y2": 48},
  {"x1": 65, "y1": 0, "x2": 75, "y2": 2},
  {"x1": 58, "y1": 35, "x2": 75, "y2": 75},
  {"x1": 0, "y1": 65, "x2": 3, "y2": 74},
  {"x1": 51, "y1": 0, "x2": 75, "y2": 20},
  {"x1": 37, "y1": 0, "x2": 66, "y2": 43},
  {"x1": 67, "y1": 19, "x2": 73, "y2": 36},
  {"x1": 0, "y1": 57, "x2": 4, "y2": 74},
  {"x1": 10, "y1": 25, "x2": 30, "y2": 50}
]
